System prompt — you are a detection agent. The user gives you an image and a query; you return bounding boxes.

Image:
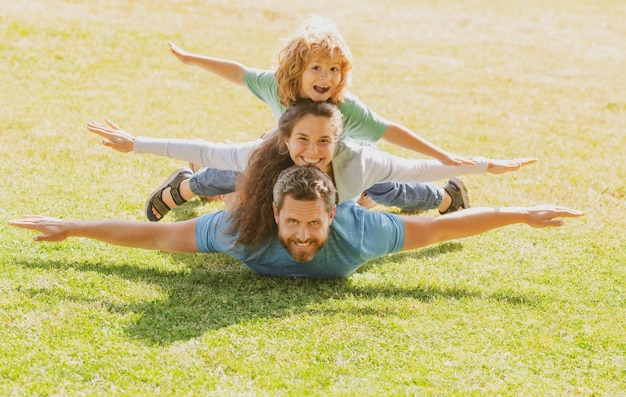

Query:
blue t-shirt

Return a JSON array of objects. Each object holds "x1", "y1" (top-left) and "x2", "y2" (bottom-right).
[
  {"x1": 195, "y1": 202, "x2": 405, "y2": 278},
  {"x1": 243, "y1": 68, "x2": 389, "y2": 143}
]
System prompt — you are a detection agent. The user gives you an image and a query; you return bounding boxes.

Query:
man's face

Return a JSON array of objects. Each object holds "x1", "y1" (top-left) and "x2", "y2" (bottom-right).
[{"x1": 273, "y1": 195, "x2": 336, "y2": 262}]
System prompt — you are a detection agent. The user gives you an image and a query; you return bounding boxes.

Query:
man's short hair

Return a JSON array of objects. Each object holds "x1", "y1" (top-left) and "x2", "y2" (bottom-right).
[{"x1": 273, "y1": 166, "x2": 337, "y2": 212}]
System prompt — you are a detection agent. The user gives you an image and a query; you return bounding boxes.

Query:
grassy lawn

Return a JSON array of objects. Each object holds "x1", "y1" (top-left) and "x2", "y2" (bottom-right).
[{"x1": 1, "y1": 0, "x2": 625, "y2": 395}]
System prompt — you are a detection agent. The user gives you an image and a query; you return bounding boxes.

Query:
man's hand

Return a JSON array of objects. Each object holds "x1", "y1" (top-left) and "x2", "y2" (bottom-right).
[
  {"x1": 86, "y1": 118, "x2": 135, "y2": 153},
  {"x1": 525, "y1": 205, "x2": 585, "y2": 228},
  {"x1": 9, "y1": 215, "x2": 70, "y2": 242},
  {"x1": 487, "y1": 158, "x2": 537, "y2": 174}
]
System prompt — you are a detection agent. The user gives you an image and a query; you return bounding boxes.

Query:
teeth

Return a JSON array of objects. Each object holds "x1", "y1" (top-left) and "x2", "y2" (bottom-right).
[
  {"x1": 314, "y1": 85, "x2": 330, "y2": 94},
  {"x1": 303, "y1": 157, "x2": 320, "y2": 164},
  {"x1": 295, "y1": 241, "x2": 310, "y2": 247}
]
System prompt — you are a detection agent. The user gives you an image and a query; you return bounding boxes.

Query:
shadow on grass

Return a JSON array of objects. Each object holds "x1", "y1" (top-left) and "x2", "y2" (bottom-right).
[
  {"x1": 360, "y1": 241, "x2": 464, "y2": 267},
  {"x1": 15, "y1": 244, "x2": 536, "y2": 346}
]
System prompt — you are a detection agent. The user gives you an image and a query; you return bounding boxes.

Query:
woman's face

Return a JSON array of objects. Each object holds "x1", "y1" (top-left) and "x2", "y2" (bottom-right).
[
  {"x1": 285, "y1": 114, "x2": 337, "y2": 175},
  {"x1": 298, "y1": 55, "x2": 343, "y2": 102}
]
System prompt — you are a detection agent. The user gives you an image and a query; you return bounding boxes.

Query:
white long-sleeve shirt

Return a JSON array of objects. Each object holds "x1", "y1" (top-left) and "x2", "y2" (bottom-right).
[{"x1": 134, "y1": 137, "x2": 489, "y2": 203}]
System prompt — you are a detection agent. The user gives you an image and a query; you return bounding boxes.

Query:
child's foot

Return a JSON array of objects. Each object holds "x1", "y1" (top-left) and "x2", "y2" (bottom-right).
[
  {"x1": 357, "y1": 192, "x2": 377, "y2": 209},
  {"x1": 145, "y1": 168, "x2": 193, "y2": 222},
  {"x1": 439, "y1": 178, "x2": 470, "y2": 215}
]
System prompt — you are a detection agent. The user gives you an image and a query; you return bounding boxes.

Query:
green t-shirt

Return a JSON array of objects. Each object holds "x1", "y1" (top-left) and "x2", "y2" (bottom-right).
[{"x1": 243, "y1": 68, "x2": 389, "y2": 143}]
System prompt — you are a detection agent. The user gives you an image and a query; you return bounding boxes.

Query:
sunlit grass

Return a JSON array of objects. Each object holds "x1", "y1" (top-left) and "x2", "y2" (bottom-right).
[{"x1": 1, "y1": 0, "x2": 625, "y2": 395}]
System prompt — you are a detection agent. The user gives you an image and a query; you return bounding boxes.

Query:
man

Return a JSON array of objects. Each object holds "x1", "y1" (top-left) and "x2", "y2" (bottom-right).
[{"x1": 10, "y1": 166, "x2": 583, "y2": 279}]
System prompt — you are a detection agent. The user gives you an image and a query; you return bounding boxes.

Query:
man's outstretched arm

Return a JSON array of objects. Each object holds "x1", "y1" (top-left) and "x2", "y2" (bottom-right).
[
  {"x1": 401, "y1": 205, "x2": 584, "y2": 251},
  {"x1": 9, "y1": 216, "x2": 200, "y2": 253}
]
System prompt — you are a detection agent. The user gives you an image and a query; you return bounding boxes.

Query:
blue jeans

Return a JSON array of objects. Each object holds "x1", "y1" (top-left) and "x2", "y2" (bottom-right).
[
  {"x1": 363, "y1": 181, "x2": 443, "y2": 211},
  {"x1": 188, "y1": 167, "x2": 443, "y2": 211},
  {"x1": 188, "y1": 168, "x2": 239, "y2": 197}
]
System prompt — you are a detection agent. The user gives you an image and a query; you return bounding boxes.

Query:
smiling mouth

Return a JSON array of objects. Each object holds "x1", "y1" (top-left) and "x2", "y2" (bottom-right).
[
  {"x1": 314, "y1": 85, "x2": 330, "y2": 94},
  {"x1": 294, "y1": 241, "x2": 312, "y2": 247},
  {"x1": 301, "y1": 157, "x2": 322, "y2": 165}
]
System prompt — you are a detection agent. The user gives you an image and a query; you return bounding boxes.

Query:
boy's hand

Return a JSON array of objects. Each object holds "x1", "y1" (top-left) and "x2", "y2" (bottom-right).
[
  {"x1": 437, "y1": 151, "x2": 477, "y2": 166},
  {"x1": 9, "y1": 215, "x2": 70, "y2": 242},
  {"x1": 487, "y1": 158, "x2": 537, "y2": 174},
  {"x1": 86, "y1": 118, "x2": 135, "y2": 153},
  {"x1": 169, "y1": 41, "x2": 192, "y2": 64}
]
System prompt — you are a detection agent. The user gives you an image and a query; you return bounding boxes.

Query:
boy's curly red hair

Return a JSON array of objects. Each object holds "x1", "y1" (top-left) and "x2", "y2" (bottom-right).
[{"x1": 274, "y1": 16, "x2": 353, "y2": 107}]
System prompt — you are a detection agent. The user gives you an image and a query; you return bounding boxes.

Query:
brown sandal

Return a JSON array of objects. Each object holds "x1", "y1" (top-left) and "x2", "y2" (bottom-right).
[
  {"x1": 439, "y1": 177, "x2": 470, "y2": 215},
  {"x1": 144, "y1": 168, "x2": 193, "y2": 222}
]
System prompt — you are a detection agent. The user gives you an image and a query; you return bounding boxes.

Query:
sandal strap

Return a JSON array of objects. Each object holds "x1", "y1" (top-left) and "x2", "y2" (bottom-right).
[
  {"x1": 443, "y1": 184, "x2": 461, "y2": 212},
  {"x1": 440, "y1": 178, "x2": 469, "y2": 215},
  {"x1": 163, "y1": 168, "x2": 192, "y2": 207},
  {"x1": 169, "y1": 184, "x2": 187, "y2": 206},
  {"x1": 145, "y1": 168, "x2": 193, "y2": 222},
  {"x1": 150, "y1": 196, "x2": 172, "y2": 220}
]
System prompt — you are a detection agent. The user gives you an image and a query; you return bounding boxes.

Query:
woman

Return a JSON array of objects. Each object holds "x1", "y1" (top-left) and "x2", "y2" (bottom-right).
[{"x1": 87, "y1": 100, "x2": 535, "y2": 235}]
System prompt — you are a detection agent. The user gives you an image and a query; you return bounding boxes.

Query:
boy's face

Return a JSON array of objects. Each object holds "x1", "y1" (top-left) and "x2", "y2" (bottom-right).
[
  {"x1": 273, "y1": 195, "x2": 335, "y2": 262},
  {"x1": 299, "y1": 55, "x2": 343, "y2": 102}
]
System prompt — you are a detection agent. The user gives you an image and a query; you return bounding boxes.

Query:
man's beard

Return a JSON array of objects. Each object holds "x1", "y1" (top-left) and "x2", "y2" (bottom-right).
[{"x1": 279, "y1": 236, "x2": 326, "y2": 262}]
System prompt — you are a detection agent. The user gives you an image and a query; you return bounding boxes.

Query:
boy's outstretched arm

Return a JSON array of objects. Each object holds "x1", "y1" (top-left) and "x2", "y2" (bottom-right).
[
  {"x1": 374, "y1": 123, "x2": 539, "y2": 172},
  {"x1": 486, "y1": 158, "x2": 537, "y2": 174},
  {"x1": 400, "y1": 205, "x2": 584, "y2": 251},
  {"x1": 381, "y1": 123, "x2": 477, "y2": 166},
  {"x1": 169, "y1": 41, "x2": 246, "y2": 86},
  {"x1": 9, "y1": 215, "x2": 200, "y2": 253}
]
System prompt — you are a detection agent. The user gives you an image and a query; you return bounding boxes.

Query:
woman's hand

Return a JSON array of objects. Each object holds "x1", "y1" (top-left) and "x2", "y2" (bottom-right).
[{"x1": 86, "y1": 118, "x2": 135, "y2": 153}]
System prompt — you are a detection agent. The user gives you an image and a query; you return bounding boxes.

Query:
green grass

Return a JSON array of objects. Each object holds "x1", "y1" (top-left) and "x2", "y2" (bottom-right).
[{"x1": 1, "y1": 0, "x2": 625, "y2": 395}]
